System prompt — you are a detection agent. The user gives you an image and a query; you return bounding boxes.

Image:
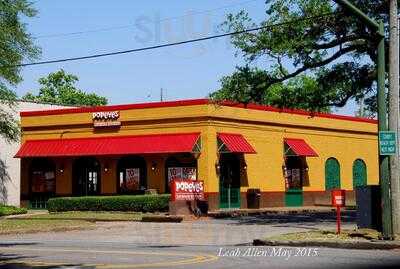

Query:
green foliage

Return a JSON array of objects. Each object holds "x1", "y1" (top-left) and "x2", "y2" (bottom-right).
[
  {"x1": 210, "y1": 66, "x2": 331, "y2": 112},
  {"x1": 0, "y1": 86, "x2": 20, "y2": 142},
  {"x1": 47, "y1": 195, "x2": 171, "y2": 213},
  {"x1": 22, "y1": 69, "x2": 108, "y2": 106},
  {"x1": 212, "y1": 0, "x2": 392, "y2": 114},
  {"x1": 0, "y1": 0, "x2": 40, "y2": 142},
  {"x1": 0, "y1": 204, "x2": 28, "y2": 216}
]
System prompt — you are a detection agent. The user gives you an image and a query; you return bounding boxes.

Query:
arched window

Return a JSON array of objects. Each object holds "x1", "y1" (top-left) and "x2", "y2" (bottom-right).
[
  {"x1": 73, "y1": 157, "x2": 101, "y2": 196},
  {"x1": 325, "y1": 158, "x2": 341, "y2": 190},
  {"x1": 353, "y1": 159, "x2": 367, "y2": 188},
  {"x1": 30, "y1": 158, "x2": 56, "y2": 194},
  {"x1": 165, "y1": 154, "x2": 197, "y2": 193},
  {"x1": 117, "y1": 156, "x2": 147, "y2": 194}
]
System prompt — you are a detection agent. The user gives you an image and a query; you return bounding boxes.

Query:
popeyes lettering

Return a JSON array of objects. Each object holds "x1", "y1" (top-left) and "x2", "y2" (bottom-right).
[
  {"x1": 175, "y1": 181, "x2": 204, "y2": 193},
  {"x1": 92, "y1": 111, "x2": 120, "y2": 120}
]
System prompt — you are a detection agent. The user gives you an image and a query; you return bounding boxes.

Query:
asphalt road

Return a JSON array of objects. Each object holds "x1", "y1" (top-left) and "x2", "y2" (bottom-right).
[{"x1": 1, "y1": 212, "x2": 400, "y2": 269}]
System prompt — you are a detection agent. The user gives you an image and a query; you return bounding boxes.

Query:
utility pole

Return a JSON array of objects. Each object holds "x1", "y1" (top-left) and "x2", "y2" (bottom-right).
[
  {"x1": 160, "y1": 88, "x2": 164, "y2": 102},
  {"x1": 389, "y1": 0, "x2": 400, "y2": 237},
  {"x1": 333, "y1": 0, "x2": 393, "y2": 239}
]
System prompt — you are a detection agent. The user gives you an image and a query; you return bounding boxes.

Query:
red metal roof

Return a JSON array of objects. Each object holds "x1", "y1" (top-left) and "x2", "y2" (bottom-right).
[
  {"x1": 284, "y1": 138, "x2": 318, "y2": 157},
  {"x1": 217, "y1": 133, "x2": 256, "y2": 154},
  {"x1": 20, "y1": 98, "x2": 377, "y2": 124},
  {"x1": 15, "y1": 133, "x2": 200, "y2": 158}
]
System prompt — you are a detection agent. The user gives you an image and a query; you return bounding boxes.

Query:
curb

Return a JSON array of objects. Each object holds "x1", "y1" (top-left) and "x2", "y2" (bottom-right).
[
  {"x1": 253, "y1": 239, "x2": 400, "y2": 250},
  {"x1": 209, "y1": 208, "x2": 354, "y2": 218},
  {"x1": 141, "y1": 215, "x2": 183, "y2": 223}
]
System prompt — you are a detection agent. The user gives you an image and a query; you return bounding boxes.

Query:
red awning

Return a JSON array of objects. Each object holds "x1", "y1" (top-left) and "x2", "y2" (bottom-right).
[
  {"x1": 284, "y1": 138, "x2": 318, "y2": 157},
  {"x1": 217, "y1": 133, "x2": 256, "y2": 154},
  {"x1": 15, "y1": 133, "x2": 200, "y2": 158}
]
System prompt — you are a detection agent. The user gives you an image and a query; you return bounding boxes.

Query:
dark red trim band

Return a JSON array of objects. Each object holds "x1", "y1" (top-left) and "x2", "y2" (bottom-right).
[{"x1": 20, "y1": 98, "x2": 377, "y2": 124}]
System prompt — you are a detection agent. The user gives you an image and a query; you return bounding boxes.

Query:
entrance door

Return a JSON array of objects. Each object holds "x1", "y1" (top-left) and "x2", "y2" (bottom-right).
[
  {"x1": 219, "y1": 154, "x2": 241, "y2": 209},
  {"x1": 284, "y1": 156, "x2": 304, "y2": 207},
  {"x1": 73, "y1": 158, "x2": 101, "y2": 196}
]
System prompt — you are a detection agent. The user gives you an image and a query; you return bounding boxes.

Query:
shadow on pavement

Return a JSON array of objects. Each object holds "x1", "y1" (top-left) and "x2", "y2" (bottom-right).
[
  {"x1": 0, "y1": 243, "x2": 92, "y2": 269},
  {"x1": 0, "y1": 263, "x2": 94, "y2": 269},
  {"x1": 0, "y1": 243, "x2": 38, "y2": 248},
  {"x1": 225, "y1": 211, "x2": 357, "y2": 226},
  {"x1": 142, "y1": 245, "x2": 181, "y2": 248}
]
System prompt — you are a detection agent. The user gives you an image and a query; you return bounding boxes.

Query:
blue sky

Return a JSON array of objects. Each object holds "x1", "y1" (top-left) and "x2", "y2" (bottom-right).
[{"x1": 16, "y1": 0, "x2": 355, "y2": 115}]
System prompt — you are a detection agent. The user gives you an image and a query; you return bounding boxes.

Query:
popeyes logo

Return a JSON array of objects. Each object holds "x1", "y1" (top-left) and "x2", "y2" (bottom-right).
[
  {"x1": 92, "y1": 111, "x2": 120, "y2": 120},
  {"x1": 92, "y1": 111, "x2": 121, "y2": 127},
  {"x1": 171, "y1": 179, "x2": 205, "y2": 201}
]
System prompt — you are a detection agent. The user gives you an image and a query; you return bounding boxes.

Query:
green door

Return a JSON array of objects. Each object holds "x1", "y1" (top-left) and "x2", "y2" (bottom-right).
[
  {"x1": 219, "y1": 154, "x2": 241, "y2": 209},
  {"x1": 284, "y1": 157, "x2": 304, "y2": 207},
  {"x1": 325, "y1": 158, "x2": 341, "y2": 190},
  {"x1": 353, "y1": 159, "x2": 367, "y2": 188},
  {"x1": 285, "y1": 189, "x2": 303, "y2": 207}
]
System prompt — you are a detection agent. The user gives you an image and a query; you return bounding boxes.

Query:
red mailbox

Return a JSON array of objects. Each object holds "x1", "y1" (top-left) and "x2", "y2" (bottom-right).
[
  {"x1": 331, "y1": 189, "x2": 346, "y2": 207},
  {"x1": 331, "y1": 189, "x2": 346, "y2": 234}
]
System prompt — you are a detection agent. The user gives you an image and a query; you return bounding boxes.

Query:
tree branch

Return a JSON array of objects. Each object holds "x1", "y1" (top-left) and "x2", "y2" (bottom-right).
[
  {"x1": 312, "y1": 34, "x2": 364, "y2": 50},
  {"x1": 267, "y1": 44, "x2": 361, "y2": 87}
]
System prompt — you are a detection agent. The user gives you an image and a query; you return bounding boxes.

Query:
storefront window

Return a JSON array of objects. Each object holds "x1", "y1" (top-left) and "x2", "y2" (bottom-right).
[
  {"x1": 167, "y1": 167, "x2": 197, "y2": 182},
  {"x1": 30, "y1": 158, "x2": 56, "y2": 194},
  {"x1": 165, "y1": 154, "x2": 197, "y2": 193},
  {"x1": 284, "y1": 156, "x2": 307, "y2": 190},
  {"x1": 117, "y1": 156, "x2": 146, "y2": 194}
]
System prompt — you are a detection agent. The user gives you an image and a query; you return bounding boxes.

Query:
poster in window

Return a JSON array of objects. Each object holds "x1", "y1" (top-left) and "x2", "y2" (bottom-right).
[
  {"x1": 291, "y1": 169, "x2": 301, "y2": 188},
  {"x1": 182, "y1": 167, "x2": 196, "y2": 180},
  {"x1": 126, "y1": 168, "x2": 140, "y2": 191},
  {"x1": 168, "y1": 167, "x2": 182, "y2": 183},
  {"x1": 44, "y1": 171, "x2": 55, "y2": 192},
  {"x1": 32, "y1": 171, "x2": 45, "y2": 193},
  {"x1": 168, "y1": 167, "x2": 197, "y2": 182}
]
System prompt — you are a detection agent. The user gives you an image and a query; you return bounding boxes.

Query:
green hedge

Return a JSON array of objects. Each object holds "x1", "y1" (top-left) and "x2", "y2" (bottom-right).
[
  {"x1": 0, "y1": 204, "x2": 28, "y2": 216},
  {"x1": 47, "y1": 195, "x2": 171, "y2": 213}
]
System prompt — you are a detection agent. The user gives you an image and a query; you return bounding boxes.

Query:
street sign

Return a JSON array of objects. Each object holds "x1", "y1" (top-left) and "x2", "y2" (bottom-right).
[{"x1": 379, "y1": 131, "x2": 397, "y2": 155}]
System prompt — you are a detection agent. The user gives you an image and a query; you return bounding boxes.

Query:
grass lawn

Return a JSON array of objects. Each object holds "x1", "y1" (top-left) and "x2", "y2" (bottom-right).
[
  {"x1": 20, "y1": 211, "x2": 144, "y2": 221},
  {"x1": 267, "y1": 229, "x2": 381, "y2": 242},
  {"x1": 0, "y1": 219, "x2": 94, "y2": 235},
  {"x1": 0, "y1": 205, "x2": 27, "y2": 217}
]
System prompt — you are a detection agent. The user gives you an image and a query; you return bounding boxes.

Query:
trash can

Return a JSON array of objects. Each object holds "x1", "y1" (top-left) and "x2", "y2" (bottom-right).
[
  {"x1": 356, "y1": 185, "x2": 382, "y2": 231},
  {"x1": 247, "y1": 189, "x2": 261, "y2": 209},
  {"x1": 197, "y1": 200, "x2": 209, "y2": 215}
]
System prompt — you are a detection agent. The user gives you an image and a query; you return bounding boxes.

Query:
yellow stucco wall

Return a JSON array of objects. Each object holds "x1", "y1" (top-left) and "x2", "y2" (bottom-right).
[{"x1": 19, "y1": 102, "x2": 378, "y2": 197}]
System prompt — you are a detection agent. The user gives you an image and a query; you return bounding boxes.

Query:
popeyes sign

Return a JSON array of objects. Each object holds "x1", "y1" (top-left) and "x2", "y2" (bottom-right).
[
  {"x1": 171, "y1": 179, "x2": 205, "y2": 201},
  {"x1": 92, "y1": 111, "x2": 121, "y2": 127}
]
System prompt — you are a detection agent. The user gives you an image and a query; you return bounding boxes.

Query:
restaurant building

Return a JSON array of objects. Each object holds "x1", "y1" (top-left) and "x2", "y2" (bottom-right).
[{"x1": 15, "y1": 99, "x2": 378, "y2": 210}]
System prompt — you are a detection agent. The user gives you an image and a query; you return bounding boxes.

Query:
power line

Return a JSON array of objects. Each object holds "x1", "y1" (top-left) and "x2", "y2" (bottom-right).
[
  {"x1": 33, "y1": 0, "x2": 261, "y2": 39},
  {"x1": 13, "y1": 13, "x2": 335, "y2": 68}
]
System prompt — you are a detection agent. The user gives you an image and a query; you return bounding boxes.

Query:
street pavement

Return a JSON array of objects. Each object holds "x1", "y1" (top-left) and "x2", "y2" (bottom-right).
[{"x1": 1, "y1": 211, "x2": 399, "y2": 268}]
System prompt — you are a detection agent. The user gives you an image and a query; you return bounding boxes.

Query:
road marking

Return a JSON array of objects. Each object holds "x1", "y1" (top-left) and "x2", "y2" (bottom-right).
[{"x1": 0, "y1": 246, "x2": 218, "y2": 268}]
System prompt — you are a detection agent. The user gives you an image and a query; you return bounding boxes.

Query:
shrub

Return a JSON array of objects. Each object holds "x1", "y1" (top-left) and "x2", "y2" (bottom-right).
[
  {"x1": 0, "y1": 204, "x2": 28, "y2": 216},
  {"x1": 47, "y1": 195, "x2": 171, "y2": 213}
]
